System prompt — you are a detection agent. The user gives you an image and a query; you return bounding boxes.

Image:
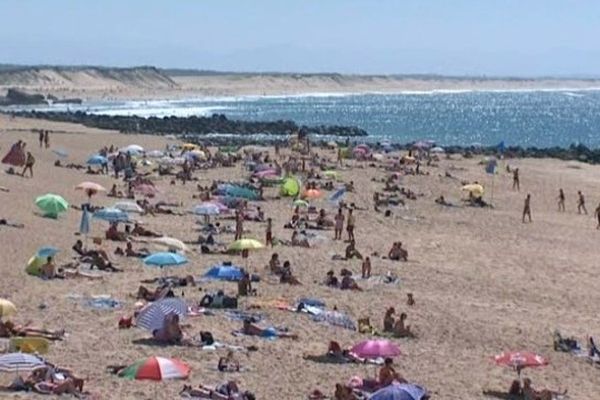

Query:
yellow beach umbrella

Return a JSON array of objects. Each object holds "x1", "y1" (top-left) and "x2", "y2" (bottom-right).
[
  {"x1": 0, "y1": 299, "x2": 17, "y2": 318},
  {"x1": 461, "y1": 184, "x2": 485, "y2": 198},
  {"x1": 228, "y1": 239, "x2": 265, "y2": 251},
  {"x1": 182, "y1": 143, "x2": 199, "y2": 151}
]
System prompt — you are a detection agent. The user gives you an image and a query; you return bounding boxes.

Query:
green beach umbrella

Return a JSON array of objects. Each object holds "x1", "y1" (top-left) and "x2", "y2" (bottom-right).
[{"x1": 35, "y1": 194, "x2": 69, "y2": 218}]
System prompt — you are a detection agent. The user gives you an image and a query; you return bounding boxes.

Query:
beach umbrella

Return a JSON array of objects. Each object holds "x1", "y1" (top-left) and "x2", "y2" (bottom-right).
[
  {"x1": 253, "y1": 169, "x2": 278, "y2": 179},
  {"x1": 136, "y1": 298, "x2": 188, "y2": 332},
  {"x1": 193, "y1": 202, "x2": 221, "y2": 216},
  {"x1": 372, "y1": 153, "x2": 385, "y2": 161},
  {"x1": 75, "y1": 181, "x2": 107, "y2": 198},
  {"x1": 303, "y1": 189, "x2": 322, "y2": 199},
  {"x1": 280, "y1": 177, "x2": 301, "y2": 197},
  {"x1": 134, "y1": 184, "x2": 159, "y2": 197},
  {"x1": 0, "y1": 299, "x2": 17, "y2": 318},
  {"x1": 324, "y1": 170, "x2": 339, "y2": 180},
  {"x1": 203, "y1": 264, "x2": 244, "y2": 281},
  {"x1": 228, "y1": 239, "x2": 265, "y2": 252},
  {"x1": 494, "y1": 351, "x2": 548, "y2": 376},
  {"x1": 93, "y1": 208, "x2": 129, "y2": 223},
  {"x1": 370, "y1": 383, "x2": 429, "y2": 400},
  {"x1": 431, "y1": 146, "x2": 445, "y2": 154},
  {"x1": 143, "y1": 252, "x2": 188, "y2": 268},
  {"x1": 329, "y1": 188, "x2": 346, "y2": 204},
  {"x1": 350, "y1": 339, "x2": 401, "y2": 359},
  {"x1": 52, "y1": 149, "x2": 68, "y2": 158},
  {"x1": 0, "y1": 353, "x2": 44, "y2": 373},
  {"x1": 87, "y1": 154, "x2": 108, "y2": 165},
  {"x1": 36, "y1": 246, "x2": 60, "y2": 258},
  {"x1": 146, "y1": 150, "x2": 164, "y2": 158},
  {"x1": 113, "y1": 201, "x2": 144, "y2": 213},
  {"x1": 224, "y1": 186, "x2": 259, "y2": 200},
  {"x1": 118, "y1": 356, "x2": 190, "y2": 381},
  {"x1": 35, "y1": 194, "x2": 69, "y2": 218},
  {"x1": 152, "y1": 237, "x2": 189, "y2": 253},
  {"x1": 461, "y1": 184, "x2": 484, "y2": 198},
  {"x1": 75, "y1": 182, "x2": 107, "y2": 192},
  {"x1": 120, "y1": 144, "x2": 144, "y2": 155},
  {"x1": 293, "y1": 199, "x2": 309, "y2": 208}
]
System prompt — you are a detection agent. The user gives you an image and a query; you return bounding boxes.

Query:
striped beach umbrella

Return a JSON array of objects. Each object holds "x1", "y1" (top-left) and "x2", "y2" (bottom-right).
[
  {"x1": 119, "y1": 356, "x2": 190, "y2": 381},
  {"x1": 93, "y1": 208, "x2": 129, "y2": 223},
  {"x1": 136, "y1": 298, "x2": 188, "y2": 332},
  {"x1": 0, "y1": 353, "x2": 44, "y2": 373}
]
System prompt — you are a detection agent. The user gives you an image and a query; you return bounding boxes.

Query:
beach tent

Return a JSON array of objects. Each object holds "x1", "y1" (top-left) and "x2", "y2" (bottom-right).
[
  {"x1": 25, "y1": 256, "x2": 45, "y2": 277},
  {"x1": 280, "y1": 177, "x2": 301, "y2": 197}
]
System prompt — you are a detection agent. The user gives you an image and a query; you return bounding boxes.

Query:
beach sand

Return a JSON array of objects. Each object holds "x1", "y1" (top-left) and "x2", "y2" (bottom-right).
[{"x1": 1, "y1": 114, "x2": 599, "y2": 399}]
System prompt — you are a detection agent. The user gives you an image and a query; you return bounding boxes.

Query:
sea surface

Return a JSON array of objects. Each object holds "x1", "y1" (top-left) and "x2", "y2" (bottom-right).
[{"x1": 8, "y1": 89, "x2": 600, "y2": 148}]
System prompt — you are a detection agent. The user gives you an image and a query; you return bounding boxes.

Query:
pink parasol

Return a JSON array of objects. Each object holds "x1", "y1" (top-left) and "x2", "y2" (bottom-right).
[{"x1": 350, "y1": 339, "x2": 401, "y2": 359}]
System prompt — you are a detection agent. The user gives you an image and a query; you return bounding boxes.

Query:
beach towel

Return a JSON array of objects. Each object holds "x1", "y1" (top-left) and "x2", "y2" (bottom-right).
[
  {"x1": 313, "y1": 310, "x2": 356, "y2": 330},
  {"x1": 85, "y1": 296, "x2": 122, "y2": 310}
]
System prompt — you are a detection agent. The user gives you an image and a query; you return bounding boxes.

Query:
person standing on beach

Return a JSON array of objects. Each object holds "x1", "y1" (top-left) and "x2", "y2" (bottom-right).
[
  {"x1": 522, "y1": 194, "x2": 532, "y2": 223},
  {"x1": 334, "y1": 208, "x2": 344, "y2": 240},
  {"x1": 594, "y1": 203, "x2": 600, "y2": 229},
  {"x1": 557, "y1": 189, "x2": 566, "y2": 212},
  {"x1": 44, "y1": 130, "x2": 50, "y2": 149},
  {"x1": 21, "y1": 152, "x2": 35, "y2": 178},
  {"x1": 577, "y1": 191, "x2": 588, "y2": 214},
  {"x1": 38, "y1": 130, "x2": 44, "y2": 148},
  {"x1": 235, "y1": 210, "x2": 243, "y2": 241},
  {"x1": 512, "y1": 168, "x2": 520, "y2": 191},
  {"x1": 346, "y1": 208, "x2": 355, "y2": 242},
  {"x1": 265, "y1": 217, "x2": 273, "y2": 247}
]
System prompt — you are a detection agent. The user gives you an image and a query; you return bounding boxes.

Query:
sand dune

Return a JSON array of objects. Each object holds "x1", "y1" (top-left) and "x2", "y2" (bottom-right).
[{"x1": 1, "y1": 115, "x2": 599, "y2": 399}]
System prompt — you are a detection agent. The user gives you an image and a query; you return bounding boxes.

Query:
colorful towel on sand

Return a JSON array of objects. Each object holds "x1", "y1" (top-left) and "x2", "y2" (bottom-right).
[{"x1": 312, "y1": 310, "x2": 356, "y2": 330}]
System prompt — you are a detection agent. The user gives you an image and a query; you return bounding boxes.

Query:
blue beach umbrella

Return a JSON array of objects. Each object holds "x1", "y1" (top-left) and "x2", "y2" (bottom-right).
[
  {"x1": 37, "y1": 246, "x2": 60, "y2": 258},
  {"x1": 143, "y1": 252, "x2": 188, "y2": 268},
  {"x1": 93, "y1": 208, "x2": 129, "y2": 223},
  {"x1": 203, "y1": 264, "x2": 244, "y2": 281},
  {"x1": 370, "y1": 383, "x2": 429, "y2": 400},
  {"x1": 87, "y1": 155, "x2": 108, "y2": 165},
  {"x1": 329, "y1": 188, "x2": 346, "y2": 204}
]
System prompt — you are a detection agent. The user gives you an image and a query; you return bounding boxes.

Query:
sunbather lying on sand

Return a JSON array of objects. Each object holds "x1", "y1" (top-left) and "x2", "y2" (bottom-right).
[
  {"x1": 241, "y1": 319, "x2": 298, "y2": 339},
  {"x1": 0, "y1": 320, "x2": 64, "y2": 340},
  {"x1": 136, "y1": 285, "x2": 174, "y2": 302},
  {"x1": 180, "y1": 381, "x2": 256, "y2": 400},
  {"x1": 0, "y1": 218, "x2": 24, "y2": 228}
]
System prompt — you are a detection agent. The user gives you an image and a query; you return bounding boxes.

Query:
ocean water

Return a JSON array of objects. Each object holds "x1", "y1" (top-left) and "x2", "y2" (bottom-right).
[{"x1": 9, "y1": 89, "x2": 600, "y2": 148}]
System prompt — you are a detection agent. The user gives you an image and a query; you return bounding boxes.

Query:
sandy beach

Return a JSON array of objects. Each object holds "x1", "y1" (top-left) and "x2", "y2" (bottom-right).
[
  {"x1": 1, "y1": 114, "x2": 600, "y2": 399},
  {"x1": 2, "y1": 67, "x2": 600, "y2": 101}
]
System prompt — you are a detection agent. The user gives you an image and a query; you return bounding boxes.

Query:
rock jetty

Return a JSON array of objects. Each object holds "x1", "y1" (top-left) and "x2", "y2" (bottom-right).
[{"x1": 7, "y1": 110, "x2": 368, "y2": 137}]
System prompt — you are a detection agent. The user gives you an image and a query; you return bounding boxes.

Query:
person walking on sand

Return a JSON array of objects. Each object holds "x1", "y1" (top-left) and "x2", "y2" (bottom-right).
[
  {"x1": 512, "y1": 168, "x2": 520, "y2": 191},
  {"x1": 38, "y1": 130, "x2": 44, "y2": 148},
  {"x1": 522, "y1": 193, "x2": 532, "y2": 223},
  {"x1": 346, "y1": 208, "x2": 355, "y2": 242},
  {"x1": 265, "y1": 217, "x2": 273, "y2": 247},
  {"x1": 557, "y1": 188, "x2": 566, "y2": 212},
  {"x1": 577, "y1": 191, "x2": 588, "y2": 214},
  {"x1": 21, "y1": 152, "x2": 35, "y2": 178},
  {"x1": 334, "y1": 208, "x2": 344, "y2": 240},
  {"x1": 44, "y1": 130, "x2": 50, "y2": 149}
]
